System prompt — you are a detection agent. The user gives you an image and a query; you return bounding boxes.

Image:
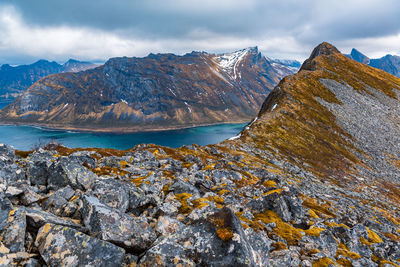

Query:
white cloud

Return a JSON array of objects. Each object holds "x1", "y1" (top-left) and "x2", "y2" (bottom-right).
[{"x1": 337, "y1": 34, "x2": 400, "y2": 58}]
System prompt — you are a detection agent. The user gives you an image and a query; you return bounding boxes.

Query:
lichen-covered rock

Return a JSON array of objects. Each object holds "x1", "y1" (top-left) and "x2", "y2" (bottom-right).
[
  {"x1": 0, "y1": 198, "x2": 12, "y2": 232},
  {"x1": 35, "y1": 223, "x2": 126, "y2": 267},
  {"x1": 41, "y1": 186, "x2": 76, "y2": 216},
  {"x1": 90, "y1": 178, "x2": 129, "y2": 212},
  {"x1": 47, "y1": 157, "x2": 97, "y2": 190},
  {"x1": 82, "y1": 195, "x2": 156, "y2": 252},
  {"x1": 0, "y1": 207, "x2": 26, "y2": 253},
  {"x1": 0, "y1": 252, "x2": 38, "y2": 267},
  {"x1": 20, "y1": 187, "x2": 42, "y2": 206},
  {"x1": 25, "y1": 207, "x2": 84, "y2": 231},
  {"x1": 140, "y1": 207, "x2": 268, "y2": 266}
]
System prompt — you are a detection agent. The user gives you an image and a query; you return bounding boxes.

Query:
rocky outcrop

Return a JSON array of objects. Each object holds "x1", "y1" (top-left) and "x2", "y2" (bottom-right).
[
  {"x1": 0, "y1": 59, "x2": 96, "y2": 108},
  {"x1": 0, "y1": 42, "x2": 399, "y2": 266},
  {"x1": 0, "y1": 48, "x2": 298, "y2": 132}
]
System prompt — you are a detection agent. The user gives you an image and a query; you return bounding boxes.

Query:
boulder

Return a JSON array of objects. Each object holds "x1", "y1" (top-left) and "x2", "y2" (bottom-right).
[
  {"x1": 140, "y1": 207, "x2": 267, "y2": 266},
  {"x1": 41, "y1": 186, "x2": 76, "y2": 216},
  {"x1": 90, "y1": 178, "x2": 129, "y2": 212},
  {"x1": 0, "y1": 198, "x2": 12, "y2": 231},
  {"x1": 0, "y1": 207, "x2": 26, "y2": 253},
  {"x1": 82, "y1": 195, "x2": 156, "y2": 252},
  {"x1": 35, "y1": 223, "x2": 125, "y2": 267},
  {"x1": 25, "y1": 207, "x2": 84, "y2": 231},
  {"x1": 47, "y1": 157, "x2": 97, "y2": 190}
]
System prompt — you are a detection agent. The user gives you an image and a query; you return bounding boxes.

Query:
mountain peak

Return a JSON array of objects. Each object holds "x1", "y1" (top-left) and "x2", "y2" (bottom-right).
[
  {"x1": 350, "y1": 48, "x2": 370, "y2": 64},
  {"x1": 300, "y1": 42, "x2": 341, "y2": 71}
]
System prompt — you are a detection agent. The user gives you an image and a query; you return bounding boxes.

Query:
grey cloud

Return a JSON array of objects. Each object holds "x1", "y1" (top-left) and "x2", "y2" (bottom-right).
[{"x1": 0, "y1": 0, "x2": 399, "y2": 64}]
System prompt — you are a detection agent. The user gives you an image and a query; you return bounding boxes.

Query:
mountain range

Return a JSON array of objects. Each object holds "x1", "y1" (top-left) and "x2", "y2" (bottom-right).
[
  {"x1": 0, "y1": 59, "x2": 97, "y2": 107},
  {"x1": 346, "y1": 48, "x2": 400, "y2": 77},
  {"x1": 1, "y1": 42, "x2": 399, "y2": 266},
  {"x1": 0, "y1": 47, "x2": 299, "y2": 132}
]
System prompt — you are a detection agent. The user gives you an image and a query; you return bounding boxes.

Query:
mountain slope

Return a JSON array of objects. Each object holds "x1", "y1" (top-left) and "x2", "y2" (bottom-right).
[
  {"x1": 346, "y1": 48, "x2": 400, "y2": 77},
  {"x1": 1, "y1": 42, "x2": 400, "y2": 266},
  {"x1": 0, "y1": 59, "x2": 97, "y2": 107},
  {"x1": 0, "y1": 47, "x2": 297, "y2": 131}
]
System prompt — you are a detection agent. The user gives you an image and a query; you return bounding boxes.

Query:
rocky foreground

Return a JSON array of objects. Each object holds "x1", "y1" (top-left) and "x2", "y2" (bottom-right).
[{"x1": 0, "y1": 42, "x2": 400, "y2": 267}]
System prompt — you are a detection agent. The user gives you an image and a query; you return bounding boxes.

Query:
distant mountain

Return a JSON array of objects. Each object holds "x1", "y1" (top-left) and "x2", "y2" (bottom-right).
[
  {"x1": 271, "y1": 58, "x2": 301, "y2": 68},
  {"x1": 0, "y1": 47, "x2": 298, "y2": 131},
  {"x1": 0, "y1": 59, "x2": 97, "y2": 108},
  {"x1": 346, "y1": 48, "x2": 400, "y2": 77}
]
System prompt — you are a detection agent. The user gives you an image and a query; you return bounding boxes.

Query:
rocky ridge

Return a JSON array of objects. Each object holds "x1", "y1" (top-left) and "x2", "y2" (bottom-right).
[
  {"x1": 0, "y1": 43, "x2": 399, "y2": 266},
  {"x1": 0, "y1": 59, "x2": 97, "y2": 107},
  {"x1": 0, "y1": 48, "x2": 298, "y2": 132}
]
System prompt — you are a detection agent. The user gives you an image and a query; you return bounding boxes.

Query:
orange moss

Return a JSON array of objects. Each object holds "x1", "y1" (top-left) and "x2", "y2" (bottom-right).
[
  {"x1": 303, "y1": 227, "x2": 326, "y2": 237},
  {"x1": 15, "y1": 150, "x2": 33, "y2": 158},
  {"x1": 312, "y1": 257, "x2": 336, "y2": 267},
  {"x1": 270, "y1": 242, "x2": 287, "y2": 252},
  {"x1": 300, "y1": 195, "x2": 336, "y2": 218},
  {"x1": 92, "y1": 166, "x2": 129, "y2": 176},
  {"x1": 216, "y1": 228, "x2": 234, "y2": 241},
  {"x1": 262, "y1": 180, "x2": 277, "y2": 188},
  {"x1": 336, "y1": 243, "x2": 361, "y2": 259},
  {"x1": 366, "y1": 227, "x2": 383, "y2": 243},
  {"x1": 175, "y1": 193, "x2": 193, "y2": 214},
  {"x1": 263, "y1": 189, "x2": 283, "y2": 196},
  {"x1": 336, "y1": 258, "x2": 352, "y2": 267},
  {"x1": 252, "y1": 210, "x2": 303, "y2": 245}
]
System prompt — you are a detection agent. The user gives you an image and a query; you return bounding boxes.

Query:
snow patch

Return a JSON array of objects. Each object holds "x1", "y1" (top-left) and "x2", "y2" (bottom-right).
[
  {"x1": 168, "y1": 87, "x2": 177, "y2": 97},
  {"x1": 228, "y1": 133, "x2": 241, "y2": 140},
  {"x1": 215, "y1": 48, "x2": 249, "y2": 80},
  {"x1": 271, "y1": 104, "x2": 277, "y2": 111},
  {"x1": 245, "y1": 116, "x2": 258, "y2": 130},
  {"x1": 121, "y1": 99, "x2": 128, "y2": 104},
  {"x1": 63, "y1": 103, "x2": 69, "y2": 109},
  {"x1": 184, "y1": 101, "x2": 192, "y2": 113}
]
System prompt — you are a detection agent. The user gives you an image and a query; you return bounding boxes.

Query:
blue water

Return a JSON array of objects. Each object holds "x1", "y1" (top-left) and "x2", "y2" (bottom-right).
[{"x1": 0, "y1": 123, "x2": 247, "y2": 151}]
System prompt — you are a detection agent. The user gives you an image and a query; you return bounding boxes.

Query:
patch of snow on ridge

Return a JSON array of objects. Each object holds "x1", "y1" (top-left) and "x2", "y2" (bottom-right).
[
  {"x1": 215, "y1": 48, "x2": 249, "y2": 80},
  {"x1": 271, "y1": 104, "x2": 277, "y2": 111},
  {"x1": 121, "y1": 99, "x2": 128, "y2": 104},
  {"x1": 228, "y1": 133, "x2": 241, "y2": 140},
  {"x1": 184, "y1": 101, "x2": 192, "y2": 113},
  {"x1": 245, "y1": 116, "x2": 258, "y2": 130},
  {"x1": 63, "y1": 103, "x2": 69, "y2": 109}
]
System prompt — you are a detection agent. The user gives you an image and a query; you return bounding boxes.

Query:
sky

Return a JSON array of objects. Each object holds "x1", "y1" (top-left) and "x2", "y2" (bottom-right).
[{"x1": 0, "y1": 0, "x2": 399, "y2": 65}]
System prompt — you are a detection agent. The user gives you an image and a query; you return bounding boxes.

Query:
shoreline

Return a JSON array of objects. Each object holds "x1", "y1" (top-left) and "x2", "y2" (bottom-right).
[{"x1": 0, "y1": 120, "x2": 250, "y2": 134}]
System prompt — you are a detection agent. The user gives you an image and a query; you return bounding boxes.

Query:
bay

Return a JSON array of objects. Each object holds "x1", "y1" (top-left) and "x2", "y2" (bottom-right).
[{"x1": 0, "y1": 123, "x2": 247, "y2": 151}]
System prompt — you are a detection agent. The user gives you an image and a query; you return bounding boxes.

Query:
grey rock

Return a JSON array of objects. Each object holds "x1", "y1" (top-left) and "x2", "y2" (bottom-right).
[
  {"x1": 42, "y1": 186, "x2": 76, "y2": 216},
  {"x1": 35, "y1": 223, "x2": 125, "y2": 267},
  {"x1": 47, "y1": 157, "x2": 97, "y2": 190},
  {"x1": 82, "y1": 195, "x2": 156, "y2": 252},
  {"x1": 21, "y1": 187, "x2": 42, "y2": 206},
  {"x1": 140, "y1": 207, "x2": 261, "y2": 266},
  {"x1": 0, "y1": 207, "x2": 26, "y2": 253},
  {"x1": 0, "y1": 197, "x2": 12, "y2": 231},
  {"x1": 25, "y1": 207, "x2": 84, "y2": 231},
  {"x1": 90, "y1": 178, "x2": 129, "y2": 212}
]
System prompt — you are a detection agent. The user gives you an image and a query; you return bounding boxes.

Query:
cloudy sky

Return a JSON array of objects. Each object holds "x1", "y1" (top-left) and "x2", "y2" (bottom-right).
[{"x1": 0, "y1": 0, "x2": 399, "y2": 64}]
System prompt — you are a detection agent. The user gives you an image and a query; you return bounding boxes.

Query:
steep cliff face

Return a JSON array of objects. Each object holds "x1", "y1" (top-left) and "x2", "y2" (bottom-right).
[
  {"x1": 0, "y1": 59, "x2": 96, "y2": 107},
  {"x1": 0, "y1": 48, "x2": 297, "y2": 131}
]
